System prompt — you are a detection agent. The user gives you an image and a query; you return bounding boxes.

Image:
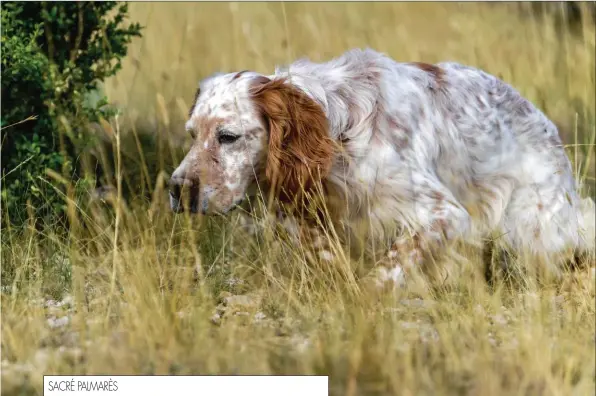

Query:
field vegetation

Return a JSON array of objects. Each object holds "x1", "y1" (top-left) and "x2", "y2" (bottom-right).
[{"x1": 1, "y1": 3, "x2": 595, "y2": 395}]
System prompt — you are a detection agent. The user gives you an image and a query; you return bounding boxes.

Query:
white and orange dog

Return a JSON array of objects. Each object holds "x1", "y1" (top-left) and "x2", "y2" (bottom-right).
[{"x1": 169, "y1": 48, "x2": 595, "y2": 287}]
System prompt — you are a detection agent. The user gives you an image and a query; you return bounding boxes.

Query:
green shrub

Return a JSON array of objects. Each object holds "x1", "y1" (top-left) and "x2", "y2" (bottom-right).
[{"x1": 1, "y1": 2, "x2": 142, "y2": 228}]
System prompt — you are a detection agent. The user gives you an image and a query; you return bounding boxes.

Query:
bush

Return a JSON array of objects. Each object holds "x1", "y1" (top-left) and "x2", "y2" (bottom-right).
[{"x1": 1, "y1": 2, "x2": 142, "y2": 228}]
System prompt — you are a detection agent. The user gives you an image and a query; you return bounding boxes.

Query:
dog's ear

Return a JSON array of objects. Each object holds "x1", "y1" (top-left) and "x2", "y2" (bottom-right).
[{"x1": 250, "y1": 77, "x2": 335, "y2": 204}]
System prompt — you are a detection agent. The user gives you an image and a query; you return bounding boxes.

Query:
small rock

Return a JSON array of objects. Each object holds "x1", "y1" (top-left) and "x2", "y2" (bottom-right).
[
  {"x1": 253, "y1": 312, "x2": 267, "y2": 322},
  {"x1": 211, "y1": 312, "x2": 222, "y2": 325},
  {"x1": 47, "y1": 316, "x2": 70, "y2": 329},
  {"x1": 234, "y1": 311, "x2": 250, "y2": 317},
  {"x1": 222, "y1": 294, "x2": 259, "y2": 309},
  {"x1": 224, "y1": 277, "x2": 244, "y2": 287},
  {"x1": 58, "y1": 295, "x2": 74, "y2": 308},
  {"x1": 400, "y1": 298, "x2": 432, "y2": 308},
  {"x1": 45, "y1": 299, "x2": 59, "y2": 308}
]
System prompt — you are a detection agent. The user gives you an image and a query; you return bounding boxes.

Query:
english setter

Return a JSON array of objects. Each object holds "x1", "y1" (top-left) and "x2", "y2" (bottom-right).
[{"x1": 170, "y1": 48, "x2": 595, "y2": 287}]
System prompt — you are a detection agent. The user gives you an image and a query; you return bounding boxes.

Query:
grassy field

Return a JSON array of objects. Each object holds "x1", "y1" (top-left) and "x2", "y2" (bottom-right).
[{"x1": 2, "y1": 3, "x2": 596, "y2": 395}]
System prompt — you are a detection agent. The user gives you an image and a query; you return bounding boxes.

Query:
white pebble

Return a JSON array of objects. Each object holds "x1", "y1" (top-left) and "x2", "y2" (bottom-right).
[{"x1": 47, "y1": 316, "x2": 70, "y2": 329}]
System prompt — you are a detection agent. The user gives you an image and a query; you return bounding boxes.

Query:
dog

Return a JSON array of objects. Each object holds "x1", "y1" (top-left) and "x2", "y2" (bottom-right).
[{"x1": 169, "y1": 48, "x2": 595, "y2": 288}]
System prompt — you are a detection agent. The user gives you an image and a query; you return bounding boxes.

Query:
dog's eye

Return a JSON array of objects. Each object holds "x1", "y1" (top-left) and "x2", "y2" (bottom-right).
[{"x1": 218, "y1": 133, "x2": 240, "y2": 145}]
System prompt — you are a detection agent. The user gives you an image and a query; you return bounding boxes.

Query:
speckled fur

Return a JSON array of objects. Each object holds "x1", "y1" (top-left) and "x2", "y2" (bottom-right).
[{"x1": 171, "y1": 48, "x2": 595, "y2": 288}]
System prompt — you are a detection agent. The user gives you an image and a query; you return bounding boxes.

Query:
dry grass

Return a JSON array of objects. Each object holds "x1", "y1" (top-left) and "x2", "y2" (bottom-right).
[{"x1": 2, "y1": 3, "x2": 596, "y2": 396}]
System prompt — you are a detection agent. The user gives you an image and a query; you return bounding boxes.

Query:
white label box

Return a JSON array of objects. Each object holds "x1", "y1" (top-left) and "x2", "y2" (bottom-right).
[{"x1": 43, "y1": 375, "x2": 329, "y2": 396}]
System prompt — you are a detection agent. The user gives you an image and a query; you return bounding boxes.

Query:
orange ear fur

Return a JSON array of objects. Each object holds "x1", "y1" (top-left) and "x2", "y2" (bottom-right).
[{"x1": 250, "y1": 78, "x2": 335, "y2": 205}]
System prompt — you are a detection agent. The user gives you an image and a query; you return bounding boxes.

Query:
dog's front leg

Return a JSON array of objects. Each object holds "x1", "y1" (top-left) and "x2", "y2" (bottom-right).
[
  {"x1": 276, "y1": 214, "x2": 336, "y2": 263},
  {"x1": 370, "y1": 172, "x2": 472, "y2": 290}
]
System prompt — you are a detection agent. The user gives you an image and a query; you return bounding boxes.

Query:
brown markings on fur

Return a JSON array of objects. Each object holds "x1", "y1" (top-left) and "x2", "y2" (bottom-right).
[
  {"x1": 429, "y1": 218, "x2": 450, "y2": 242},
  {"x1": 386, "y1": 112, "x2": 411, "y2": 150},
  {"x1": 196, "y1": 115, "x2": 225, "y2": 143},
  {"x1": 347, "y1": 102, "x2": 359, "y2": 129},
  {"x1": 467, "y1": 179, "x2": 503, "y2": 222},
  {"x1": 361, "y1": 58, "x2": 382, "y2": 86},
  {"x1": 373, "y1": 100, "x2": 410, "y2": 151},
  {"x1": 189, "y1": 87, "x2": 201, "y2": 118},
  {"x1": 387, "y1": 114, "x2": 402, "y2": 131},
  {"x1": 232, "y1": 70, "x2": 250, "y2": 80},
  {"x1": 249, "y1": 77, "x2": 335, "y2": 206},
  {"x1": 537, "y1": 203, "x2": 544, "y2": 211},
  {"x1": 534, "y1": 226, "x2": 541, "y2": 239},
  {"x1": 184, "y1": 115, "x2": 226, "y2": 190},
  {"x1": 411, "y1": 62, "x2": 444, "y2": 86},
  {"x1": 389, "y1": 234, "x2": 424, "y2": 268},
  {"x1": 178, "y1": 113, "x2": 226, "y2": 190},
  {"x1": 431, "y1": 190, "x2": 445, "y2": 201},
  {"x1": 370, "y1": 100, "x2": 384, "y2": 137},
  {"x1": 244, "y1": 127, "x2": 261, "y2": 142}
]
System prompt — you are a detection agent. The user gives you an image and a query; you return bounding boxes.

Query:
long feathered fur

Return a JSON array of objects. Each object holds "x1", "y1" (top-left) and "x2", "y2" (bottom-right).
[{"x1": 172, "y1": 48, "x2": 595, "y2": 277}]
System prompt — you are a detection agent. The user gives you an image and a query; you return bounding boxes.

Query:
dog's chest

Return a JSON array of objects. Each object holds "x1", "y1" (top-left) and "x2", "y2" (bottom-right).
[{"x1": 329, "y1": 142, "x2": 406, "y2": 225}]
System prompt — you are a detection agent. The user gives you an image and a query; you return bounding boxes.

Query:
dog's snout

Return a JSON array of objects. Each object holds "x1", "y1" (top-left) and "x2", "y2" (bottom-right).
[
  {"x1": 169, "y1": 175, "x2": 200, "y2": 213},
  {"x1": 169, "y1": 180, "x2": 180, "y2": 201},
  {"x1": 168, "y1": 176, "x2": 186, "y2": 198}
]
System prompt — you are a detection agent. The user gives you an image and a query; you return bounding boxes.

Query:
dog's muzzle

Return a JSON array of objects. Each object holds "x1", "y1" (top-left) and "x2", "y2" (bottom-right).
[{"x1": 168, "y1": 177, "x2": 200, "y2": 214}]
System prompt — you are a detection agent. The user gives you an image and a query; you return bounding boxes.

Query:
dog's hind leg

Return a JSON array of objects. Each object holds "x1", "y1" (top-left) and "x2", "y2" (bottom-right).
[{"x1": 499, "y1": 183, "x2": 592, "y2": 275}]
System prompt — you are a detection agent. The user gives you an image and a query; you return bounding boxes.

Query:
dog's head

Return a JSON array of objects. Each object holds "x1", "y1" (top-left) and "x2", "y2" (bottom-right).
[{"x1": 169, "y1": 70, "x2": 335, "y2": 215}]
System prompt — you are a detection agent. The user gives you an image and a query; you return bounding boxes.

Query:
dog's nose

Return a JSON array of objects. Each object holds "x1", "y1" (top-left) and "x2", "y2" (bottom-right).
[{"x1": 169, "y1": 176, "x2": 199, "y2": 213}]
